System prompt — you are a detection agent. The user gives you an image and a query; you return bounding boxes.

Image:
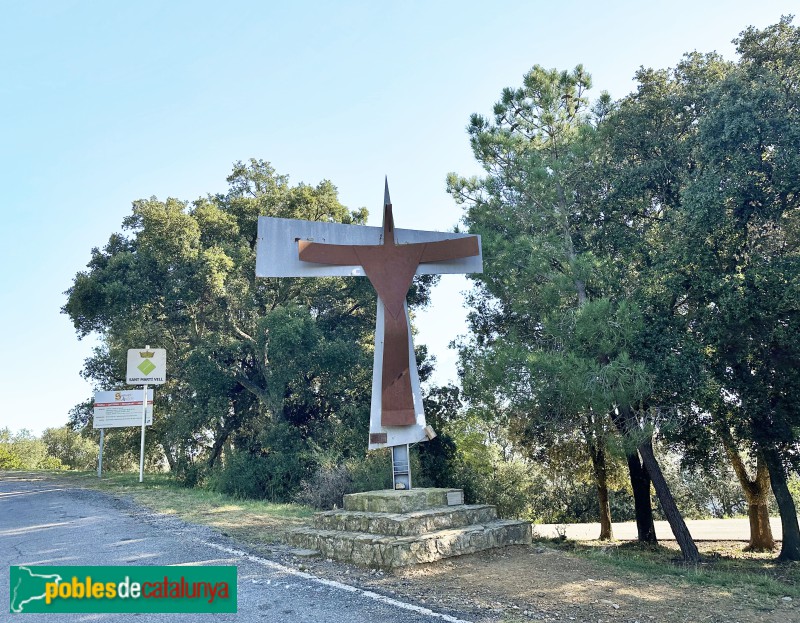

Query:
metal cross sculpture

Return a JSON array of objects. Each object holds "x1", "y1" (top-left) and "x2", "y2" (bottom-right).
[{"x1": 256, "y1": 180, "x2": 482, "y2": 489}]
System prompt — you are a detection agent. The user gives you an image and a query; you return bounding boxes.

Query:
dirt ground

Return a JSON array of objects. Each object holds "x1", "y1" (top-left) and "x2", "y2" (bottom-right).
[
  {"x1": 13, "y1": 472, "x2": 796, "y2": 623},
  {"x1": 261, "y1": 540, "x2": 799, "y2": 623}
]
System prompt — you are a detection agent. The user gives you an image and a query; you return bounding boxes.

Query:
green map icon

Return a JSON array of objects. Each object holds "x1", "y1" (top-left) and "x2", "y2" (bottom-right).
[
  {"x1": 137, "y1": 359, "x2": 156, "y2": 375},
  {"x1": 10, "y1": 567, "x2": 63, "y2": 612}
]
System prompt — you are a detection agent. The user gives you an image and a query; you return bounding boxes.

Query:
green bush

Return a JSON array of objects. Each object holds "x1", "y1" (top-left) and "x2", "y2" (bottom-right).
[
  {"x1": 38, "y1": 455, "x2": 65, "y2": 470},
  {"x1": 348, "y1": 451, "x2": 392, "y2": 492},
  {"x1": 210, "y1": 448, "x2": 306, "y2": 501},
  {"x1": 427, "y1": 415, "x2": 639, "y2": 522},
  {"x1": 657, "y1": 447, "x2": 747, "y2": 519},
  {"x1": 294, "y1": 463, "x2": 352, "y2": 509},
  {"x1": 0, "y1": 428, "x2": 66, "y2": 470},
  {"x1": 41, "y1": 426, "x2": 98, "y2": 470},
  {"x1": 473, "y1": 459, "x2": 535, "y2": 519},
  {"x1": 174, "y1": 459, "x2": 207, "y2": 489},
  {"x1": 210, "y1": 422, "x2": 311, "y2": 501},
  {"x1": 0, "y1": 444, "x2": 23, "y2": 469},
  {"x1": 415, "y1": 431, "x2": 459, "y2": 488}
]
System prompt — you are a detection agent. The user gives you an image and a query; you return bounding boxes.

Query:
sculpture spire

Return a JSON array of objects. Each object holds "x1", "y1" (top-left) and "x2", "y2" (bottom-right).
[{"x1": 382, "y1": 177, "x2": 394, "y2": 245}]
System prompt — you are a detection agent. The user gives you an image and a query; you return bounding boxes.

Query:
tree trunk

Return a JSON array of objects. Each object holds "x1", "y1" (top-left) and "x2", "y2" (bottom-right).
[
  {"x1": 555, "y1": 181, "x2": 587, "y2": 306},
  {"x1": 161, "y1": 443, "x2": 177, "y2": 472},
  {"x1": 721, "y1": 435, "x2": 775, "y2": 551},
  {"x1": 611, "y1": 409, "x2": 657, "y2": 544},
  {"x1": 638, "y1": 437, "x2": 700, "y2": 563},
  {"x1": 746, "y1": 502, "x2": 775, "y2": 551},
  {"x1": 761, "y1": 446, "x2": 800, "y2": 561},
  {"x1": 207, "y1": 414, "x2": 239, "y2": 469},
  {"x1": 626, "y1": 451, "x2": 658, "y2": 543},
  {"x1": 222, "y1": 439, "x2": 233, "y2": 468},
  {"x1": 588, "y1": 442, "x2": 613, "y2": 540}
]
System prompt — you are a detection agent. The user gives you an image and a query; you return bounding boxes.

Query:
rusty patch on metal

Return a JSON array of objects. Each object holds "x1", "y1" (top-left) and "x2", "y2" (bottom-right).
[
  {"x1": 370, "y1": 433, "x2": 388, "y2": 444},
  {"x1": 297, "y1": 201, "x2": 479, "y2": 428}
]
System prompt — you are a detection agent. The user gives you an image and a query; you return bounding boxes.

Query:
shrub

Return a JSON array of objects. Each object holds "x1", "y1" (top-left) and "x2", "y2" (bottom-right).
[
  {"x1": 0, "y1": 444, "x2": 23, "y2": 469},
  {"x1": 210, "y1": 448, "x2": 307, "y2": 501},
  {"x1": 295, "y1": 451, "x2": 392, "y2": 510},
  {"x1": 348, "y1": 451, "x2": 392, "y2": 492},
  {"x1": 294, "y1": 464, "x2": 352, "y2": 509},
  {"x1": 210, "y1": 422, "x2": 311, "y2": 501},
  {"x1": 41, "y1": 426, "x2": 98, "y2": 470},
  {"x1": 0, "y1": 428, "x2": 64, "y2": 470},
  {"x1": 38, "y1": 455, "x2": 65, "y2": 470}
]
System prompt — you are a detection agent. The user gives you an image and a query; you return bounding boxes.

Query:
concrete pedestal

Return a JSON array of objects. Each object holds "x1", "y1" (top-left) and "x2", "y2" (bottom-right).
[{"x1": 286, "y1": 488, "x2": 531, "y2": 568}]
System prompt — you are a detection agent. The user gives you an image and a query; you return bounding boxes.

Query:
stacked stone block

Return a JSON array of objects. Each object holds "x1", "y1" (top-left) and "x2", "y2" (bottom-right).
[{"x1": 286, "y1": 488, "x2": 531, "y2": 567}]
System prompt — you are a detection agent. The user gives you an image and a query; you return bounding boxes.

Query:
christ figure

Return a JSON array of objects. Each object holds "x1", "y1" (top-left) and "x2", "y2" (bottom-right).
[
  {"x1": 296, "y1": 186, "x2": 479, "y2": 427},
  {"x1": 255, "y1": 181, "x2": 483, "y2": 461}
]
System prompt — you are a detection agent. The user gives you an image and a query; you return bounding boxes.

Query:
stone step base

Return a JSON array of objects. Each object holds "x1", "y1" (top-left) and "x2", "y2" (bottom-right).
[
  {"x1": 343, "y1": 488, "x2": 464, "y2": 513},
  {"x1": 287, "y1": 519, "x2": 532, "y2": 568},
  {"x1": 314, "y1": 504, "x2": 497, "y2": 536}
]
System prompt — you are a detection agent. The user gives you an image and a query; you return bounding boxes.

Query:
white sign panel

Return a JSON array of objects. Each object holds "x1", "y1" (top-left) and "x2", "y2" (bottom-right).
[
  {"x1": 126, "y1": 348, "x2": 167, "y2": 385},
  {"x1": 256, "y1": 217, "x2": 483, "y2": 278},
  {"x1": 93, "y1": 390, "x2": 153, "y2": 428}
]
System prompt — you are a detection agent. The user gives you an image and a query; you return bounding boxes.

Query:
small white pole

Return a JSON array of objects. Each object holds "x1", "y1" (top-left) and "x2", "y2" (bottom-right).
[
  {"x1": 98, "y1": 428, "x2": 105, "y2": 478},
  {"x1": 139, "y1": 344, "x2": 149, "y2": 483},
  {"x1": 139, "y1": 385, "x2": 148, "y2": 482}
]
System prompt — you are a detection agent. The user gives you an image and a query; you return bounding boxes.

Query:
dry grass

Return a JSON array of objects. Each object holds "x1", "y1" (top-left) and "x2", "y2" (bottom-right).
[
  {"x1": 39, "y1": 469, "x2": 314, "y2": 544},
  {"x1": 549, "y1": 538, "x2": 800, "y2": 598}
]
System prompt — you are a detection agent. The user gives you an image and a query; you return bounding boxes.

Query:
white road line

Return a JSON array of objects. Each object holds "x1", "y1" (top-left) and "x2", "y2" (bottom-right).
[{"x1": 202, "y1": 541, "x2": 473, "y2": 623}]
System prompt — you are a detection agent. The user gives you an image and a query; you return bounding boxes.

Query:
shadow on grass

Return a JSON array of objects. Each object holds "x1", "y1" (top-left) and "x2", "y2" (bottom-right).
[{"x1": 539, "y1": 537, "x2": 800, "y2": 598}]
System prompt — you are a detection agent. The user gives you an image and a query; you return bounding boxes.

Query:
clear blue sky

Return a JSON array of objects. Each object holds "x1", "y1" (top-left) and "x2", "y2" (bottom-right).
[{"x1": 0, "y1": 1, "x2": 792, "y2": 434}]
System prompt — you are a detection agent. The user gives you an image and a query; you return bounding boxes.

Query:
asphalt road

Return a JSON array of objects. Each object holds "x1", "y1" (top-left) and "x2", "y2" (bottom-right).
[
  {"x1": 0, "y1": 474, "x2": 470, "y2": 623},
  {"x1": 536, "y1": 517, "x2": 783, "y2": 541}
]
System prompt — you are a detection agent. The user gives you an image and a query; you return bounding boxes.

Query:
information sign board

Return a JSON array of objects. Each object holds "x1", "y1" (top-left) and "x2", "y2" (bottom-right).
[{"x1": 93, "y1": 390, "x2": 153, "y2": 428}]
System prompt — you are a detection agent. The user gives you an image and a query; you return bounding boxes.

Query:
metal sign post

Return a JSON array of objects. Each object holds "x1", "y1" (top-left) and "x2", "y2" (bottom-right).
[
  {"x1": 125, "y1": 345, "x2": 166, "y2": 484},
  {"x1": 139, "y1": 381, "x2": 148, "y2": 483},
  {"x1": 97, "y1": 428, "x2": 104, "y2": 478}
]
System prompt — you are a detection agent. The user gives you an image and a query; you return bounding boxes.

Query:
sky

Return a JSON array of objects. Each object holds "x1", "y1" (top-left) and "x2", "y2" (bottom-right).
[{"x1": 0, "y1": 1, "x2": 794, "y2": 435}]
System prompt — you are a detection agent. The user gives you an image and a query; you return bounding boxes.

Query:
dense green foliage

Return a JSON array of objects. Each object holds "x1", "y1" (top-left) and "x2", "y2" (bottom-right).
[
  {"x1": 0, "y1": 428, "x2": 64, "y2": 470},
  {"x1": 41, "y1": 426, "x2": 98, "y2": 470},
  {"x1": 604, "y1": 16, "x2": 800, "y2": 559},
  {"x1": 54, "y1": 19, "x2": 800, "y2": 562},
  {"x1": 449, "y1": 17, "x2": 800, "y2": 559},
  {"x1": 446, "y1": 62, "x2": 676, "y2": 546},
  {"x1": 62, "y1": 160, "x2": 440, "y2": 500}
]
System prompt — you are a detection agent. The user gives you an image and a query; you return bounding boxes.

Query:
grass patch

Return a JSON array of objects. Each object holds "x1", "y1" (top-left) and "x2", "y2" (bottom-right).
[
  {"x1": 6, "y1": 467, "x2": 799, "y2": 606},
  {"x1": 6, "y1": 469, "x2": 314, "y2": 545},
  {"x1": 544, "y1": 538, "x2": 800, "y2": 600}
]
